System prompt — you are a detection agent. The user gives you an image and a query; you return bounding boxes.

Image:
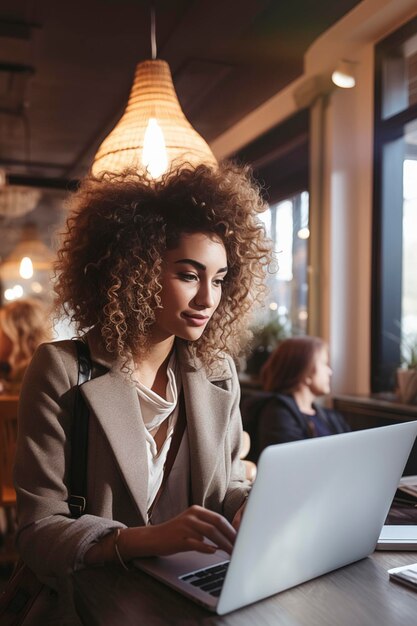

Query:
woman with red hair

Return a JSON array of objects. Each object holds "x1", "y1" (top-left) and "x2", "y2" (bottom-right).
[{"x1": 254, "y1": 336, "x2": 349, "y2": 455}]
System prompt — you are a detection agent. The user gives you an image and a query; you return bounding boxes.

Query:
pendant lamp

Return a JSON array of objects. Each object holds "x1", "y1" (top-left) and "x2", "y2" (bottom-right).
[
  {"x1": 0, "y1": 225, "x2": 54, "y2": 302},
  {"x1": 92, "y1": 59, "x2": 217, "y2": 178}
]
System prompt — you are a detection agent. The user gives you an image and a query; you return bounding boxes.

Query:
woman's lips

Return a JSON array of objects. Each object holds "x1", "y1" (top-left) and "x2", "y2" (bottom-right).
[{"x1": 181, "y1": 312, "x2": 209, "y2": 327}]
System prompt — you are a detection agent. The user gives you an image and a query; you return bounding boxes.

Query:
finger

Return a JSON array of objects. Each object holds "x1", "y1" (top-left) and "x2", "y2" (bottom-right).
[
  {"x1": 190, "y1": 507, "x2": 237, "y2": 545},
  {"x1": 186, "y1": 538, "x2": 217, "y2": 554},
  {"x1": 232, "y1": 503, "x2": 245, "y2": 531},
  {"x1": 232, "y1": 512, "x2": 241, "y2": 531},
  {"x1": 187, "y1": 519, "x2": 234, "y2": 554}
]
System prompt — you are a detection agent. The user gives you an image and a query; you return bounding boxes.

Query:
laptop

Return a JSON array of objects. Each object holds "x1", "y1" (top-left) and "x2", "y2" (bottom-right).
[
  {"x1": 377, "y1": 525, "x2": 417, "y2": 550},
  {"x1": 134, "y1": 420, "x2": 417, "y2": 615}
]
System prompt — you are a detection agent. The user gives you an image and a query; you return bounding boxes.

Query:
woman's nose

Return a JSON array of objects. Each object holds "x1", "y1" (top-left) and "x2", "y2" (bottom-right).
[{"x1": 194, "y1": 282, "x2": 215, "y2": 308}]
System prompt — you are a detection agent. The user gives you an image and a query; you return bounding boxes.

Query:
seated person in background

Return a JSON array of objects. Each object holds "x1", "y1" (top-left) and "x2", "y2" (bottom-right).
[
  {"x1": 0, "y1": 298, "x2": 52, "y2": 394},
  {"x1": 256, "y1": 336, "x2": 350, "y2": 453}
]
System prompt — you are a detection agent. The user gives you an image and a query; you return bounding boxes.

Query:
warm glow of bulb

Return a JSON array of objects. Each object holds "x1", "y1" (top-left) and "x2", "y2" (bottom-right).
[
  {"x1": 31, "y1": 281, "x2": 43, "y2": 294},
  {"x1": 142, "y1": 118, "x2": 169, "y2": 178},
  {"x1": 269, "y1": 302, "x2": 278, "y2": 311},
  {"x1": 4, "y1": 285, "x2": 24, "y2": 301},
  {"x1": 331, "y1": 70, "x2": 355, "y2": 89},
  {"x1": 297, "y1": 227, "x2": 310, "y2": 240},
  {"x1": 19, "y1": 256, "x2": 34, "y2": 279}
]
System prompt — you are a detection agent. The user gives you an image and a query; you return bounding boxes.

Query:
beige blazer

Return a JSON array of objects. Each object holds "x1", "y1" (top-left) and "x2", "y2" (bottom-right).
[{"x1": 14, "y1": 328, "x2": 249, "y2": 580}]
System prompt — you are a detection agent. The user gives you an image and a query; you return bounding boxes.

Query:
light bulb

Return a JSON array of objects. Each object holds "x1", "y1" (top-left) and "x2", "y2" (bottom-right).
[
  {"x1": 4, "y1": 285, "x2": 24, "y2": 301},
  {"x1": 142, "y1": 118, "x2": 169, "y2": 179},
  {"x1": 297, "y1": 227, "x2": 310, "y2": 240},
  {"x1": 19, "y1": 256, "x2": 34, "y2": 279},
  {"x1": 331, "y1": 61, "x2": 356, "y2": 89},
  {"x1": 331, "y1": 70, "x2": 355, "y2": 88}
]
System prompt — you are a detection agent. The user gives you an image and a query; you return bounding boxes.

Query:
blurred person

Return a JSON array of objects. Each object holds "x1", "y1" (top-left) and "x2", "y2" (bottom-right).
[
  {"x1": 255, "y1": 336, "x2": 350, "y2": 453},
  {"x1": 0, "y1": 298, "x2": 52, "y2": 394}
]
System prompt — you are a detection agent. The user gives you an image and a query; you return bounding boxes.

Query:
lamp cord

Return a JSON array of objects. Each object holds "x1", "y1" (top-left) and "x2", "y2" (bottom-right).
[{"x1": 151, "y1": 5, "x2": 157, "y2": 60}]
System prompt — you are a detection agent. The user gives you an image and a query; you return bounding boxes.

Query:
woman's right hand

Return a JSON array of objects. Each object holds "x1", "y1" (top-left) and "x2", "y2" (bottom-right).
[
  {"x1": 85, "y1": 505, "x2": 236, "y2": 566},
  {"x1": 146, "y1": 505, "x2": 236, "y2": 556}
]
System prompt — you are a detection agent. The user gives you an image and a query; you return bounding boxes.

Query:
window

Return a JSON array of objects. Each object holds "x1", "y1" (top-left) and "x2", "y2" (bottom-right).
[
  {"x1": 233, "y1": 110, "x2": 310, "y2": 336},
  {"x1": 372, "y1": 16, "x2": 417, "y2": 391},
  {"x1": 259, "y1": 191, "x2": 309, "y2": 334}
]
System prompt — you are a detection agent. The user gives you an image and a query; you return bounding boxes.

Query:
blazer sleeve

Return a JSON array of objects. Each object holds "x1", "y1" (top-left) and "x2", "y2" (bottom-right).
[
  {"x1": 221, "y1": 357, "x2": 251, "y2": 522},
  {"x1": 14, "y1": 342, "x2": 124, "y2": 583},
  {"x1": 257, "y1": 397, "x2": 307, "y2": 453}
]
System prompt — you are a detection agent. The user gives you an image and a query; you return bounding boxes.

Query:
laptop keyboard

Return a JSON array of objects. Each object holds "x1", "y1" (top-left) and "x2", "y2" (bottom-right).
[{"x1": 179, "y1": 561, "x2": 230, "y2": 597}]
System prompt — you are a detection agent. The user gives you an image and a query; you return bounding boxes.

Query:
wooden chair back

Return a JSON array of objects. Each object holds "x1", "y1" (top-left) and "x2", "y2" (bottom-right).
[{"x1": 0, "y1": 396, "x2": 19, "y2": 504}]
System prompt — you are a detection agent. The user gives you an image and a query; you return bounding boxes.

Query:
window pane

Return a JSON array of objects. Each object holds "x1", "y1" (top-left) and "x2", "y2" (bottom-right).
[
  {"x1": 402, "y1": 148, "x2": 417, "y2": 352},
  {"x1": 262, "y1": 191, "x2": 309, "y2": 334},
  {"x1": 382, "y1": 32, "x2": 417, "y2": 119}
]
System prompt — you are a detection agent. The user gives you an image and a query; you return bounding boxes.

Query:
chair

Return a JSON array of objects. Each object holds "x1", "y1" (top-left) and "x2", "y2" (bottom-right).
[{"x1": 0, "y1": 395, "x2": 19, "y2": 563}]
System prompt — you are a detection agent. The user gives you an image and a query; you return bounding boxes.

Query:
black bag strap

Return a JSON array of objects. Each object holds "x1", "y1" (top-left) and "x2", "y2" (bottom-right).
[{"x1": 68, "y1": 339, "x2": 92, "y2": 518}]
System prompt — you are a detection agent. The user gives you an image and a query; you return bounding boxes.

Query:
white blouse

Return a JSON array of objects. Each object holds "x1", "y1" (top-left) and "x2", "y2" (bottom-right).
[{"x1": 135, "y1": 352, "x2": 189, "y2": 521}]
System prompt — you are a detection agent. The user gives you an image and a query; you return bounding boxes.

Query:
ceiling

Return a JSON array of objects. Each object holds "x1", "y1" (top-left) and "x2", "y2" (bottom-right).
[{"x1": 0, "y1": 0, "x2": 363, "y2": 188}]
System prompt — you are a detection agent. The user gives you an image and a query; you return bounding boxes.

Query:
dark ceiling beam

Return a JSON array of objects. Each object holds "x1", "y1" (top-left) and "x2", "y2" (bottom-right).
[
  {"x1": 0, "y1": 19, "x2": 41, "y2": 39},
  {"x1": 0, "y1": 62, "x2": 35, "y2": 74},
  {"x1": 8, "y1": 173, "x2": 78, "y2": 191},
  {"x1": 0, "y1": 157, "x2": 65, "y2": 170}
]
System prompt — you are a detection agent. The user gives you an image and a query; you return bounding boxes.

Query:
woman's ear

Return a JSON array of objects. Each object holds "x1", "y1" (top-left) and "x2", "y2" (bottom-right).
[{"x1": 305, "y1": 376, "x2": 313, "y2": 386}]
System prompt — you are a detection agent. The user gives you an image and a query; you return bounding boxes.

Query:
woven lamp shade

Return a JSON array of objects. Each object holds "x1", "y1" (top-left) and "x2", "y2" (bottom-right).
[{"x1": 92, "y1": 59, "x2": 217, "y2": 178}]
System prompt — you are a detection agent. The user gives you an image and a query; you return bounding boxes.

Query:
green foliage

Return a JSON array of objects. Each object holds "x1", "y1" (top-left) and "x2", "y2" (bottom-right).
[
  {"x1": 250, "y1": 315, "x2": 289, "y2": 349},
  {"x1": 402, "y1": 333, "x2": 417, "y2": 370}
]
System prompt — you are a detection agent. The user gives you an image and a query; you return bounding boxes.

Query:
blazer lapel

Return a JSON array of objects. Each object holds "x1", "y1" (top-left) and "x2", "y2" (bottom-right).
[
  {"x1": 178, "y1": 343, "x2": 233, "y2": 504},
  {"x1": 80, "y1": 369, "x2": 149, "y2": 524}
]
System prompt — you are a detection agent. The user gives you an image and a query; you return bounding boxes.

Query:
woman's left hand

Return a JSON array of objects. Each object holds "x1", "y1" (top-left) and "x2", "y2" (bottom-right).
[{"x1": 231, "y1": 498, "x2": 247, "y2": 530}]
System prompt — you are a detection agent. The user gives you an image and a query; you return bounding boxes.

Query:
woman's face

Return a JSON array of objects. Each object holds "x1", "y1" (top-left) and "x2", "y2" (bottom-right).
[
  {"x1": 308, "y1": 346, "x2": 332, "y2": 396},
  {"x1": 152, "y1": 232, "x2": 227, "y2": 343}
]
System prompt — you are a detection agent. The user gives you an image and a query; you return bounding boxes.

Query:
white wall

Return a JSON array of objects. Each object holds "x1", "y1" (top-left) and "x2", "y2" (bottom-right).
[{"x1": 211, "y1": 0, "x2": 417, "y2": 395}]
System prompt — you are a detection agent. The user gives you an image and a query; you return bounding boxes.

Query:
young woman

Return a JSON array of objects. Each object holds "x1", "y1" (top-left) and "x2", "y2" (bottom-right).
[
  {"x1": 248, "y1": 336, "x2": 350, "y2": 457},
  {"x1": 14, "y1": 163, "x2": 271, "y2": 586},
  {"x1": 0, "y1": 298, "x2": 52, "y2": 394}
]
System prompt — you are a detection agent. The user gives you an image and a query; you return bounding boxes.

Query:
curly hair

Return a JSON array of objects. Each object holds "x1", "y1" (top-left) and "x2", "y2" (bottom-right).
[
  {"x1": 54, "y1": 162, "x2": 272, "y2": 369},
  {"x1": 260, "y1": 336, "x2": 327, "y2": 393}
]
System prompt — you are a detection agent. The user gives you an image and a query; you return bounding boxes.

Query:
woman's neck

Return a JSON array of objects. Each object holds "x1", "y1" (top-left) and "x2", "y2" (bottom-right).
[
  {"x1": 133, "y1": 336, "x2": 175, "y2": 397},
  {"x1": 292, "y1": 386, "x2": 316, "y2": 415}
]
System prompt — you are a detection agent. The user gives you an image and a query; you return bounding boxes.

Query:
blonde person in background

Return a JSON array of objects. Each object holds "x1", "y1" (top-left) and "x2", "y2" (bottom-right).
[{"x1": 0, "y1": 298, "x2": 52, "y2": 394}]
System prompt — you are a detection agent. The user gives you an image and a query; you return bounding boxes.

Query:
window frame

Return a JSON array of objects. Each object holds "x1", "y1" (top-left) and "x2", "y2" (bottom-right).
[{"x1": 372, "y1": 15, "x2": 417, "y2": 391}]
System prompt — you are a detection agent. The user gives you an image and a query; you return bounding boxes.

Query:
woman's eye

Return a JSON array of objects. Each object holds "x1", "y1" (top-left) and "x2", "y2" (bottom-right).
[
  {"x1": 213, "y1": 278, "x2": 225, "y2": 287},
  {"x1": 179, "y1": 273, "x2": 198, "y2": 282}
]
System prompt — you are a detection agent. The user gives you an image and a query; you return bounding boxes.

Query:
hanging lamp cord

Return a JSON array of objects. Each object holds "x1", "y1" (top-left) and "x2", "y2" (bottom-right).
[{"x1": 151, "y1": 5, "x2": 157, "y2": 60}]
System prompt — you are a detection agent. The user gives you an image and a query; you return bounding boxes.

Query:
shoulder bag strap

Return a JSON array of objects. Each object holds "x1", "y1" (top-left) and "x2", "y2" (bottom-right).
[
  {"x1": 68, "y1": 339, "x2": 92, "y2": 518},
  {"x1": 147, "y1": 390, "x2": 186, "y2": 524}
]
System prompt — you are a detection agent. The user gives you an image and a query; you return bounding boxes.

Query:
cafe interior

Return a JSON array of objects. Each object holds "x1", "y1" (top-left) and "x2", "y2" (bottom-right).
[{"x1": 1, "y1": 0, "x2": 417, "y2": 622}]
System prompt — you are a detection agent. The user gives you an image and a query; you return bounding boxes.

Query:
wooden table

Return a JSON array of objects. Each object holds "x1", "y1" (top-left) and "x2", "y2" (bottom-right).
[{"x1": 72, "y1": 548, "x2": 417, "y2": 626}]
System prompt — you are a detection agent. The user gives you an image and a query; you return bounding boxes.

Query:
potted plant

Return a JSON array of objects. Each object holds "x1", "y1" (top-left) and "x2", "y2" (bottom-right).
[
  {"x1": 245, "y1": 314, "x2": 289, "y2": 376},
  {"x1": 397, "y1": 333, "x2": 417, "y2": 404}
]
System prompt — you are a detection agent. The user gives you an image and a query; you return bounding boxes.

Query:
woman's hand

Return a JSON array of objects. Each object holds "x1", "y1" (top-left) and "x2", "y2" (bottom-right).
[
  {"x1": 147, "y1": 505, "x2": 236, "y2": 555},
  {"x1": 85, "y1": 505, "x2": 237, "y2": 566},
  {"x1": 231, "y1": 499, "x2": 247, "y2": 531}
]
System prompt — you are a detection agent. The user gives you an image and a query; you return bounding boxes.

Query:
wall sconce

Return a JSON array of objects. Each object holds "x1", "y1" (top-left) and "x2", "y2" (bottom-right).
[{"x1": 331, "y1": 60, "x2": 356, "y2": 89}]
